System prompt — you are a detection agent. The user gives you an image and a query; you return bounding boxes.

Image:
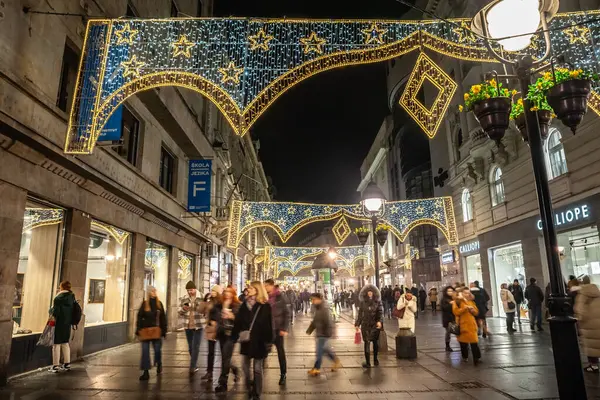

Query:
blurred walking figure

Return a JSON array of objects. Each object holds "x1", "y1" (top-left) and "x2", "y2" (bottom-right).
[
  {"x1": 355, "y1": 284, "x2": 383, "y2": 368},
  {"x1": 575, "y1": 276, "x2": 600, "y2": 373},
  {"x1": 471, "y1": 281, "x2": 490, "y2": 337},
  {"x1": 418, "y1": 288, "x2": 427, "y2": 312},
  {"x1": 307, "y1": 293, "x2": 341, "y2": 376},
  {"x1": 215, "y1": 287, "x2": 241, "y2": 392},
  {"x1": 203, "y1": 285, "x2": 223, "y2": 380},
  {"x1": 429, "y1": 287, "x2": 438, "y2": 314},
  {"x1": 525, "y1": 277, "x2": 545, "y2": 332},
  {"x1": 264, "y1": 279, "x2": 289, "y2": 385},
  {"x1": 178, "y1": 281, "x2": 205, "y2": 375},
  {"x1": 509, "y1": 279, "x2": 524, "y2": 325},
  {"x1": 232, "y1": 281, "x2": 273, "y2": 400},
  {"x1": 396, "y1": 292, "x2": 417, "y2": 334},
  {"x1": 500, "y1": 283, "x2": 517, "y2": 333},
  {"x1": 239, "y1": 288, "x2": 248, "y2": 303},
  {"x1": 137, "y1": 286, "x2": 167, "y2": 381},
  {"x1": 351, "y1": 290, "x2": 358, "y2": 319},
  {"x1": 410, "y1": 285, "x2": 419, "y2": 318},
  {"x1": 453, "y1": 287, "x2": 481, "y2": 365},
  {"x1": 286, "y1": 287, "x2": 297, "y2": 325},
  {"x1": 441, "y1": 286, "x2": 455, "y2": 352},
  {"x1": 48, "y1": 281, "x2": 75, "y2": 373},
  {"x1": 301, "y1": 288, "x2": 311, "y2": 314}
]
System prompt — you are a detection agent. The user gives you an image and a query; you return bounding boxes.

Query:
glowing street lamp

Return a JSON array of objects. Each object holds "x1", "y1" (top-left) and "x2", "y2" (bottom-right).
[
  {"x1": 361, "y1": 181, "x2": 386, "y2": 288},
  {"x1": 471, "y1": 0, "x2": 586, "y2": 397}
]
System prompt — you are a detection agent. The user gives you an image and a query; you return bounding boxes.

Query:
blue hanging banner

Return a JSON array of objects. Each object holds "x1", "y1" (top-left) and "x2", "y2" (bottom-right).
[
  {"x1": 188, "y1": 160, "x2": 212, "y2": 212},
  {"x1": 98, "y1": 106, "x2": 123, "y2": 142}
]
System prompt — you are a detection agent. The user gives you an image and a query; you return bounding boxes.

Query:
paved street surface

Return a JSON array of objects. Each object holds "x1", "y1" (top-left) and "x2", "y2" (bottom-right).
[{"x1": 2, "y1": 309, "x2": 600, "y2": 400}]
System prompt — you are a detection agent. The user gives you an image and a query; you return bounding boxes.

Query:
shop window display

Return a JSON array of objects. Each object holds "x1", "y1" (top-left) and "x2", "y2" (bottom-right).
[
  {"x1": 465, "y1": 254, "x2": 483, "y2": 286},
  {"x1": 145, "y1": 241, "x2": 169, "y2": 299},
  {"x1": 491, "y1": 243, "x2": 527, "y2": 319},
  {"x1": 557, "y1": 226, "x2": 600, "y2": 284},
  {"x1": 13, "y1": 203, "x2": 65, "y2": 336},
  {"x1": 84, "y1": 222, "x2": 131, "y2": 326},
  {"x1": 177, "y1": 251, "x2": 195, "y2": 299}
]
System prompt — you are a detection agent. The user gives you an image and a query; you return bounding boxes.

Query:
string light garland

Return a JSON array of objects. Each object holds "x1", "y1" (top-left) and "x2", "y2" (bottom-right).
[
  {"x1": 332, "y1": 216, "x2": 352, "y2": 244},
  {"x1": 227, "y1": 197, "x2": 458, "y2": 247},
  {"x1": 90, "y1": 220, "x2": 130, "y2": 245},
  {"x1": 22, "y1": 208, "x2": 64, "y2": 232},
  {"x1": 178, "y1": 252, "x2": 193, "y2": 279},
  {"x1": 266, "y1": 245, "x2": 374, "y2": 277},
  {"x1": 400, "y1": 52, "x2": 458, "y2": 138},
  {"x1": 64, "y1": 11, "x2": 600, "y2": 154}
]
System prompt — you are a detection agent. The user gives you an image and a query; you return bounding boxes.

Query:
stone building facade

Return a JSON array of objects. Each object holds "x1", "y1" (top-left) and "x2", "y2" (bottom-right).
[{"x1": 0, "y1": 0, "x2": 270, "y2": 383}]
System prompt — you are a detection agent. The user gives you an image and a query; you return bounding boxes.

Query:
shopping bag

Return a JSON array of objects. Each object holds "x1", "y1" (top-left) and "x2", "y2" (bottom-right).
[
  {"x1": 37, "y1": 323, "x2": 55, "y2": 347},
  {"x1": 354, "y1": 331, "x2": 362, "y2": 344}
]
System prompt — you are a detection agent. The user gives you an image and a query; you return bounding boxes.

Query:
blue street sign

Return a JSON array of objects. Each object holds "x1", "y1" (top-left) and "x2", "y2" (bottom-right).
[
  {"x1": 188, "y1": 160, "x2": 212, "y2": 212},
  {"x1": 98, "y1": 106, "x2": 123, "y2": 141}
]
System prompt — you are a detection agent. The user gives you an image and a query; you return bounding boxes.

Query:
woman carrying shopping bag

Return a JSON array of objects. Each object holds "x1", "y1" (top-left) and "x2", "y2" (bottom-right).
[
  {"x1": 232, "y1": 281, "x2": 273, "y2": 400},
  {"x1": 136, "y1": 286, "x2": 167, "y2": 381},
  {"x1": 48, "y1": 281, "x2": 75, "y2": 373}
]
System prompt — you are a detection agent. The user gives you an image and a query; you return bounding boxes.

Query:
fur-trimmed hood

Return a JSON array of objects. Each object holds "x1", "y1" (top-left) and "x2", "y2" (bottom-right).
[{"x1": 359, "y1": 284, "x2": 381, "y2": 302}]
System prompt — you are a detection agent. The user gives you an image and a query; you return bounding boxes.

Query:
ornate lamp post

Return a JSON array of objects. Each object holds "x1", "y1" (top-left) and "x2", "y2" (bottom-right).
[
  {"x1": 361, "y1": 181, "x2": 387, "y2": 288},
  {"x1": 471, "y1": 0, "x2": 586, "y2": 396}
]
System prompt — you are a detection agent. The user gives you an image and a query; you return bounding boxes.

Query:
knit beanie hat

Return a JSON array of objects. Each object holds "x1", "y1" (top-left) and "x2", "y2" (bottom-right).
[
  {"x1": 212, "y1": 284, "x2": 223, "y2": 294},
  {"x1": 186, "y1": 281, "x2": 196, "y2": 290}
]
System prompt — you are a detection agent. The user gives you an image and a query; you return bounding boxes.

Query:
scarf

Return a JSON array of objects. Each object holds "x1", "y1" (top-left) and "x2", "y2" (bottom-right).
[
  {"x1": 268, "y1": 288, "x2": 280, "y2": 307},
  {"x1": 246, "y1": 295, "x2": 256, "y2": 310}
]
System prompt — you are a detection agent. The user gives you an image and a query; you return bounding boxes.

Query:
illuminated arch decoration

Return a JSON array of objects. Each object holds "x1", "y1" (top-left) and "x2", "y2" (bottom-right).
[
  {"x1": 65, "y1": 11, "x2": 600, "y2": 154},
  {"x1": 22, "y1": 208, "x2": 64, "y2": 232},
  {"x1": 90, "y1": 220, "x2": 130, "y2": 245},
  {"x1": 227, "y1": 197, "x2": 458, "y2": 248},
  {"x1": 266, "y1": 245, "x2": 374, "y2": 277},
  {"x1": 178, "y1": 252, "x2": 193, "y2": 280}
]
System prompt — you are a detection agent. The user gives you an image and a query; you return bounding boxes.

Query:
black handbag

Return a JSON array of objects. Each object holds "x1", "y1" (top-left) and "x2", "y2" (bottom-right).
[
  {"x1": 507, "y1": 301, "x2": 516, "y2": 310},
  {"x1": 448, "y1": 318, "x2": 460, "y2": 335}
]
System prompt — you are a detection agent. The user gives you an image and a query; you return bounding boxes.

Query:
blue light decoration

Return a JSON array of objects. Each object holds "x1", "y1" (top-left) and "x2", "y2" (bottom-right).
[
  {"x1": 227, "y1": 197, "x2": 458, "y2": 248},
  {"x1": 266, "y1": 245, "x2": 374, "y2": 277},
  {"x1": 64, "y1": 11, "x2": 600, "y2": 154}
]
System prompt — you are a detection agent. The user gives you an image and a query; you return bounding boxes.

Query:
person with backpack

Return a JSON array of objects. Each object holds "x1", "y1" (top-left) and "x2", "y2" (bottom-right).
[
  {"x1": 136, "y1": 286, "x2": 168, "y2": 381},
  {"x1": 48, "y1": 281, "x2": 76, "y2": 373}
]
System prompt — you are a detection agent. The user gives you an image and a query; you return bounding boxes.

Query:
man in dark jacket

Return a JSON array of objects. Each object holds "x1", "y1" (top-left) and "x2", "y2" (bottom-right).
[
  {"x1": 525, "y1": 277, "x2": 545, "y2": 331},
  {"x1": 355, "y1": 284, "x2": 383, "y2": 368},
  {"x1": 307, "y1": 293, "x2": 341, "y2": 375},
  {"x1": 471, "y1": 281, "x2": 490, "y2": 337},
  {"x1": 509, "y1": 279, "x2": 524, "y2": 325},
  {"x1": 265, "y1": 280, "x2": 290, "y2": 385},
  {"x1": 286, "y1": 287, "x2": 296, "y2": 325},
  {"x1": 301, "y1": 289, "x2": 311, "y2": 314}
]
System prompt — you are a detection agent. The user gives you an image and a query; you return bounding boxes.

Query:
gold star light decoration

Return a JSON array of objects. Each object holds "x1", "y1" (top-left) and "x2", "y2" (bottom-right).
[
  {"x1": 399, "y1": 52, "x2": 458, "y2": 139},
  {"x1": 248, "y1": 28, "x2": 274, "y2": 51},
  {"x1": 218, "y1": 61, "x2": 244, "y2": 84},
  {"x1": 171, "y1": 35, "x2": 195, "y2": 58},
  {"x1": 114, "y1": 23, "x2": 138, "y2": 45},
  {"x1": 121, "y1": 55, "x2": 145, "y2": 78},
  {"x1": 361, "y1": 23, "x2": 388, "y2": 45},
  {"x1": 390, "y1": 205, "x2": 399, "y2": 214},
  {"x1": 452, "y1": 21, "x2": 477, "y2": 44},
  {"x1": 563, "y1": 25, "x2": 590, "y2": 44},
  {"x1": 415, "y1": 205, "x2": 425, "y2": 215},
  {"x1": 300, "y1": 32, "x2": 326, "y2": 55}
]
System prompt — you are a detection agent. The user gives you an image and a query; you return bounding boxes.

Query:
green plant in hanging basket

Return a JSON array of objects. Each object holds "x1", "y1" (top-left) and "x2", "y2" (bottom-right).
[
  {"x1": 509, "y1": 97, "x2": 555, "y2": 121},
  {"x1": 355, "y1": 226, "x2": 370, "y2": 234},
  {"x1": 459, "y1": 79, "x2": 514, "y2": 112},
  {"x1": 375, "y1": 223, "x2": 391, "y2": 233}
]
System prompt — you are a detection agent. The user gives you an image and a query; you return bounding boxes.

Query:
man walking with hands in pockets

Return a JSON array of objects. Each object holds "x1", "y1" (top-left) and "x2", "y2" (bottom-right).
[{"x1": 178, "y1": 281, "x2": 206, "y2": 375}]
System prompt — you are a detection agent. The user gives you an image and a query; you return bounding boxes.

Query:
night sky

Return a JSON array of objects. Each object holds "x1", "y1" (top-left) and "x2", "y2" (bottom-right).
[{"x1": 214, "y1": 0, "x2": 411, "y2": 204}]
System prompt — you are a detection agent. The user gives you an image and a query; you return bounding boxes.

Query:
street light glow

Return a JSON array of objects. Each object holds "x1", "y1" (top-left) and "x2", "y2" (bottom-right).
[
  {"x1": 363, "y1": 198, "x2": 384, "y2": 212},
  {"x1": 486, "y1": 0, "x2": 541, "y2": 51}
]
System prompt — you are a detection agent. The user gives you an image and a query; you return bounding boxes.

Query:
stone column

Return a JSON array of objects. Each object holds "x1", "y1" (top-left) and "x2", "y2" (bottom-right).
[
  {"x1": 60, "y1": 210, "x2": 91, "y2": 361},
  {"x1": 167, "y1": 247, "x2": 179, "y2": 332},
  {"x1": 0, "y1": 182, "x2": 27, "y2": 385},
  {"x1": 127, "y1": 233, "x2": 146, "y2": 340}
]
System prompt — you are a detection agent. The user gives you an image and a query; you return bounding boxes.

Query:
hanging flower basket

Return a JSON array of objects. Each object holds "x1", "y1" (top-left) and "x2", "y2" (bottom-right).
[
  {"x1": 532, "y1": 69, "x2": 598, "y2": 134},
  {"x1": 375, "y1": 224, "x2": 390, "y2": 247},
  {"x1": 514, "y1": 110, "x2": 553, "y2": 142},
  {"x1": 460, "y1": 79, "x2": 513, "y2": 144},
  {"x1": 355, "y1": 227, "x2": 370, "y2": 246}
]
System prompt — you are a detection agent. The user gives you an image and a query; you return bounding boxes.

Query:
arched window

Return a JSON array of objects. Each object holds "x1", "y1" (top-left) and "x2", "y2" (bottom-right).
[
  {"x1": 545, "y1": 128, "x2": 568, "y2": 179},
  {"x1": 462, "y1": 189, "x2": 473, "y2": 222},
  {"x1": 490, "y1": 166, "x2": 505, "y2": 206}
]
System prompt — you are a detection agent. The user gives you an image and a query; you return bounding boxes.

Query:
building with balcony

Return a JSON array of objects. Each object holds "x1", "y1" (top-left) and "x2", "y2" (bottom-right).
[{"x1": 0, "y1": 0, "x2": 270, "y2": 382}]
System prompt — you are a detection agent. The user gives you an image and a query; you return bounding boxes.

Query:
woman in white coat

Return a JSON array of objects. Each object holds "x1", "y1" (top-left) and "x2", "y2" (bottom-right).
[
  {"x1": 397, "y1": 292, "x2": 418, "y2": 334},
  {"x1": 500, "y1": 283, "x2": 517, "y2": 333}
]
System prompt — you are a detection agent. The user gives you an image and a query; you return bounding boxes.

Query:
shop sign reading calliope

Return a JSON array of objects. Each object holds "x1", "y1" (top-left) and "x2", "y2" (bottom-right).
[{"x1": 536, "y1": 204, "x2": 591, "y2": 230}]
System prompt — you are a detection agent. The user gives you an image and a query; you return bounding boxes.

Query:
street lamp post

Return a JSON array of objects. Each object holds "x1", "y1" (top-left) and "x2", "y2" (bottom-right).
[
  {"x1": 471, "y1": 1, "x2": 586, "y2": 396},
  {"x1": 361, "y1": 181, "x2": 387, "y2": 288}
]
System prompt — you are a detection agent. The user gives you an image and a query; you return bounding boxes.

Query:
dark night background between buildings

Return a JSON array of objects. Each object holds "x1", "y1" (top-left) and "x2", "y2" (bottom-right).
[{"x1": 214, "y1": 0, "x2": 413, "y2": 204}]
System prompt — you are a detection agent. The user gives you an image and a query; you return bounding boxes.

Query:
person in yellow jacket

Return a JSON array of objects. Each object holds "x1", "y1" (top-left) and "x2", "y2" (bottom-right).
[{"x1": 452, "y1": 287, "x2": 481, "y2": 365}]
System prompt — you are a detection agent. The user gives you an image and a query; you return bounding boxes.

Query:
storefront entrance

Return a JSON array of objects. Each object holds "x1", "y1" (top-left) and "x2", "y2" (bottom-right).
[
  {"x1": 557, "y1": 225, "x2": 600, "y2": 284},
  {"x1": 490, "y1": 242, "x2": 528, "y2": 319}
]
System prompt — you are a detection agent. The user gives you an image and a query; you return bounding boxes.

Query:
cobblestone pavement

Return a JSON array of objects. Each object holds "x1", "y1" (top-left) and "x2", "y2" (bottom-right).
[{"x1": 2, "y1": 308, "x2": 600, "y2": 399}]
